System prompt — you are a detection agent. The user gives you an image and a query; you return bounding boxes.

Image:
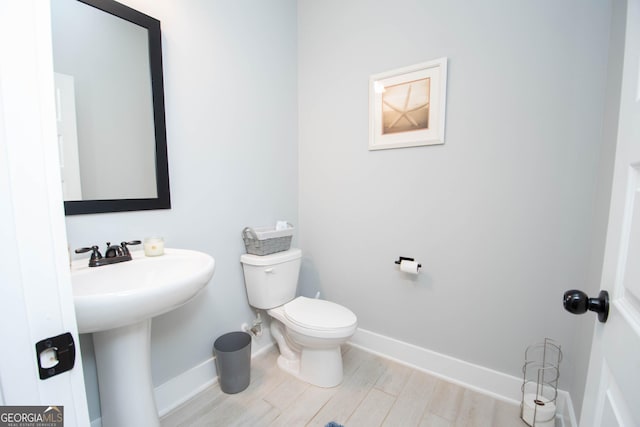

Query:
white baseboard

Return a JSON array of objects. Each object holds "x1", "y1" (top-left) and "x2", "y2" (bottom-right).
[
  {"x1": 350, "y1": 328, "x2": 522, "y2": 404},
  {"x1": 155, "y1": 343, "x2": 275, "y2": 417},
  {"x1": 556, "y1": 390, "x2": 578, "y2": 427},
  {"x1": 350, "y1": 328, "x2": 578, "y2": 427},
  {"x1": 90, "y1": 359, "x2": 219, "y2": 427},
  {"x1": 89, "y1": 343, "x2": 275, "y2": 427},
  {"x1": 154, "y1": 355, "x2": 218, "y2": 417},
  {"x1": 90, "y1": 329, "x2": 578, "y2": 427}
]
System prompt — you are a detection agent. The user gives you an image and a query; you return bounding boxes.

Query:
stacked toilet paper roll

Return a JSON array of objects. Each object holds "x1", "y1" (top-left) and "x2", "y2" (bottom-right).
[
  {"x1": 399, "y1": 260, "x2": 420, "y2": 274},
  {"x1": 521, "y1": 394, "x2": 556, "y2": 427}
]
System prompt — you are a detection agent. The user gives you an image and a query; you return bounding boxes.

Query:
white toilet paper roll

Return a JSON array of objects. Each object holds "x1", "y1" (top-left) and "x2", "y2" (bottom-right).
[
  {"x1": 400, "y1": 260, "x2": 420, "y2": 274},
  {"x1": 521, "y1": 393, "x2": 556, "y2": 427}
]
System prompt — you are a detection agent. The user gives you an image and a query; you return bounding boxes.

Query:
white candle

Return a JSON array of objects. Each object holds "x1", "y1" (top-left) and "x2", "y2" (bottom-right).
[{"x1": 144, "y1": 237, "x2": 164, "y2": 256}]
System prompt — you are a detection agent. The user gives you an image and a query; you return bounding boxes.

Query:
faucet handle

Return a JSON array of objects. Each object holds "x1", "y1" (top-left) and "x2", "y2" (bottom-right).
[
  {"x1": 75, "y1": 245, "x2": 103, "y2": 262},
  {"x1": 120, "y1": 240, "x2": 141, "y2": 256}
]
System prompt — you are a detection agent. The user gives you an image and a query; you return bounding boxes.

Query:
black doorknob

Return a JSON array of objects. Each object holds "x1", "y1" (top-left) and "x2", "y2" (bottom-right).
[{"x1": 563, "y1": 290, "x2": 609, "y2": 323}]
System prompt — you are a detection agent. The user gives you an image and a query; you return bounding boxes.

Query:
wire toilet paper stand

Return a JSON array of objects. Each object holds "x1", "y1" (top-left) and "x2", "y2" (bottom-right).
[{"x1": 520, "y1": 338, "x2": 562, "y2": 427}]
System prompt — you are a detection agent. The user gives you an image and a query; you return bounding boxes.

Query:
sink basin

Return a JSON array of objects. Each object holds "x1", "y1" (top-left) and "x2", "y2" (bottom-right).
[
  {"x1": 72, "y1": 248, "x2": 215, "y2": 333},
  {"x1": 71, "y1": 248, "x2": 215, "y2": 427}
]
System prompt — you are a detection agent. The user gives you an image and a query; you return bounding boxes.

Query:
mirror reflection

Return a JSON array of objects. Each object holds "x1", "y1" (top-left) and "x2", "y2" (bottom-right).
[{"x1": 50, "y1": 0, "x2": 170, "y2": 215}]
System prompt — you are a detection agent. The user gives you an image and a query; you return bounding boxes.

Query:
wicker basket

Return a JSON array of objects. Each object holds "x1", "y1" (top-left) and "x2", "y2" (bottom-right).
[{"x1": 242, "y1": 224, "x2": 293, "y2": 255}]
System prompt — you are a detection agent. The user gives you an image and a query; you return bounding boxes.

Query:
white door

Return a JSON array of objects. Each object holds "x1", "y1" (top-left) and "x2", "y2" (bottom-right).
[
  {"x1": 580, "y1": 0, "x2": 640, "y2": 425},
  {"x1": 0, "y1": 1, "x2": 89, "y2": 426}
]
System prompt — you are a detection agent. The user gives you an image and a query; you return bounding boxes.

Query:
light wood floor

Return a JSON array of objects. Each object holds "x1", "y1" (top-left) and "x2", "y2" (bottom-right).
[{"x1": 161, "y1": 344, "x2": 526, "y2": 427}]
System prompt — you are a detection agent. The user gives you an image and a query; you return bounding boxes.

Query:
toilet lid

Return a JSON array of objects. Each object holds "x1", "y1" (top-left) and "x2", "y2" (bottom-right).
[{"x1": 284, "y1": 297, "x2": 357, "y2": 331}]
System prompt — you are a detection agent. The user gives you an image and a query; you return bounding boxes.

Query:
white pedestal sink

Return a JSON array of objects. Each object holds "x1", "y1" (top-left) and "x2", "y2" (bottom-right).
[{"x1": 71, "y1": 248, "x2": 215, "y2": 427}]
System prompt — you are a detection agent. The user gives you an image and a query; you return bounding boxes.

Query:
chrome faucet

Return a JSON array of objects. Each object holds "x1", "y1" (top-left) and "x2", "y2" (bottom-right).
[{"x1": 75, "y1": 240, "x2": 141, "y2": 267}]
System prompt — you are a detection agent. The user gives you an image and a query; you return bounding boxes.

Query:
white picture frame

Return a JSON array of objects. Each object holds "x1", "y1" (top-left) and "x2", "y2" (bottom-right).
[{"x1": 369, "y1": 58, "x2": 447, "y2": 150}]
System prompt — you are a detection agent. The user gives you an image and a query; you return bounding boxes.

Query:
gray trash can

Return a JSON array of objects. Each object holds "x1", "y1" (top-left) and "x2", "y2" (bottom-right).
[{"x1": 213, "y1": 331, "x2": 251, "y2": 394}]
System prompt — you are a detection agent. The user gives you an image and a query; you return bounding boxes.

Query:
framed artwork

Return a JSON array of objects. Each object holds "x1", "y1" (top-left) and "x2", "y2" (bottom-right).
[{"x1": 369, "y1": 58, "x2": 447, "y2": 150}]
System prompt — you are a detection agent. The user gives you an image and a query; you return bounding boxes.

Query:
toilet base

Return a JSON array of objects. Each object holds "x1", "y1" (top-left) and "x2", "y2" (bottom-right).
[
  {"x1": 271, "y1": 319, "x2": 345, "y2": 388},
  {"x1": 276, "y1": 346, "x2": 343, "y2": 388}
]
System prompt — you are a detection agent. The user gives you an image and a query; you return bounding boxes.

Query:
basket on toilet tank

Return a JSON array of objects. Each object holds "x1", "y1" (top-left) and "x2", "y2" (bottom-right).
[{"x1": 242, "y1": 223, "x2": 293, "y2": 255}]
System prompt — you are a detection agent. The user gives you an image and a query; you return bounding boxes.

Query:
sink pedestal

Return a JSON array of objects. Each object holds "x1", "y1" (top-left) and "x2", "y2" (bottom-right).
[
  {"x1": 72, "y1": 249, "x2": 215, "y2": 425},
  {"x1": 93, "y1": 319, "x2": 160, "y2": 427}
]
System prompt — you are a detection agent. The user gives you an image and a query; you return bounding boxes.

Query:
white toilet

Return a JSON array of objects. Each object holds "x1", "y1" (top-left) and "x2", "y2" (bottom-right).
[{"x1": 240, "y1": 248, "x2": 357, "y2": 387}]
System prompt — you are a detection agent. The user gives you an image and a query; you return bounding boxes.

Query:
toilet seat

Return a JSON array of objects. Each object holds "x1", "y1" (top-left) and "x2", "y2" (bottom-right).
[
  {"x1": 284, "y1": 296, "x2": 357, "y2": 331},
  {"x1": 268, "y1": 296, "x2": 357, "y2": 339}
]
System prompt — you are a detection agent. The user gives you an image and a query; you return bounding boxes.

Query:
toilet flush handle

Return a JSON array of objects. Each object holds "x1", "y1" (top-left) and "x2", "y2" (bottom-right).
[{"x1": 265, "y1": 268, "x2": 275, "y2": 274}]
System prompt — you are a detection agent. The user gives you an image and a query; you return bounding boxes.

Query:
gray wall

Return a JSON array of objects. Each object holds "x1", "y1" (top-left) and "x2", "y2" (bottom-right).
[
  {"x1": 64, "y1": 0, "x2": 298, "y2": 420},
  {"x1": 63, "y1": 0, "x2": 621, "y2": 422},
  {"x1": 297, "y1": 0, "x2": 613, "y2": 409}
]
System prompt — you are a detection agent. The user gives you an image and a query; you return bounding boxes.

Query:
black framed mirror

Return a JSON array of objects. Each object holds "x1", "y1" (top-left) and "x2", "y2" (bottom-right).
[{"x1": 51, "y1": 0, "x2": 170, "y2": 215}]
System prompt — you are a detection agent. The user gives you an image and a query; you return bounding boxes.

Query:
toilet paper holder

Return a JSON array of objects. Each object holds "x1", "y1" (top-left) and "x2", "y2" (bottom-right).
[
  {"x1": 520, "y1": 338, "x2": 562, "y2": 427},
  {"x1": 394, "y1": 257, "x2": 421, "y2": 269}
]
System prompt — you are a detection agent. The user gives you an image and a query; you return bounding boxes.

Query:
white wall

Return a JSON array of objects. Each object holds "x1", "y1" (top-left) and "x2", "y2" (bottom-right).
[
  {"x1": 64, "y1": 0, "x2": 298, "y2": 420},
  {"x1": 298, "y1": 0, "x2": 613, "y2": 409}
]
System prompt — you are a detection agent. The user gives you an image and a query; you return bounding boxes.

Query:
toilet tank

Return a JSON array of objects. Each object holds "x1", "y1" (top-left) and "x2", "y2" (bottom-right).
[{"x1": 240, "y1": 248, "x2": 301, "y2": 309}]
